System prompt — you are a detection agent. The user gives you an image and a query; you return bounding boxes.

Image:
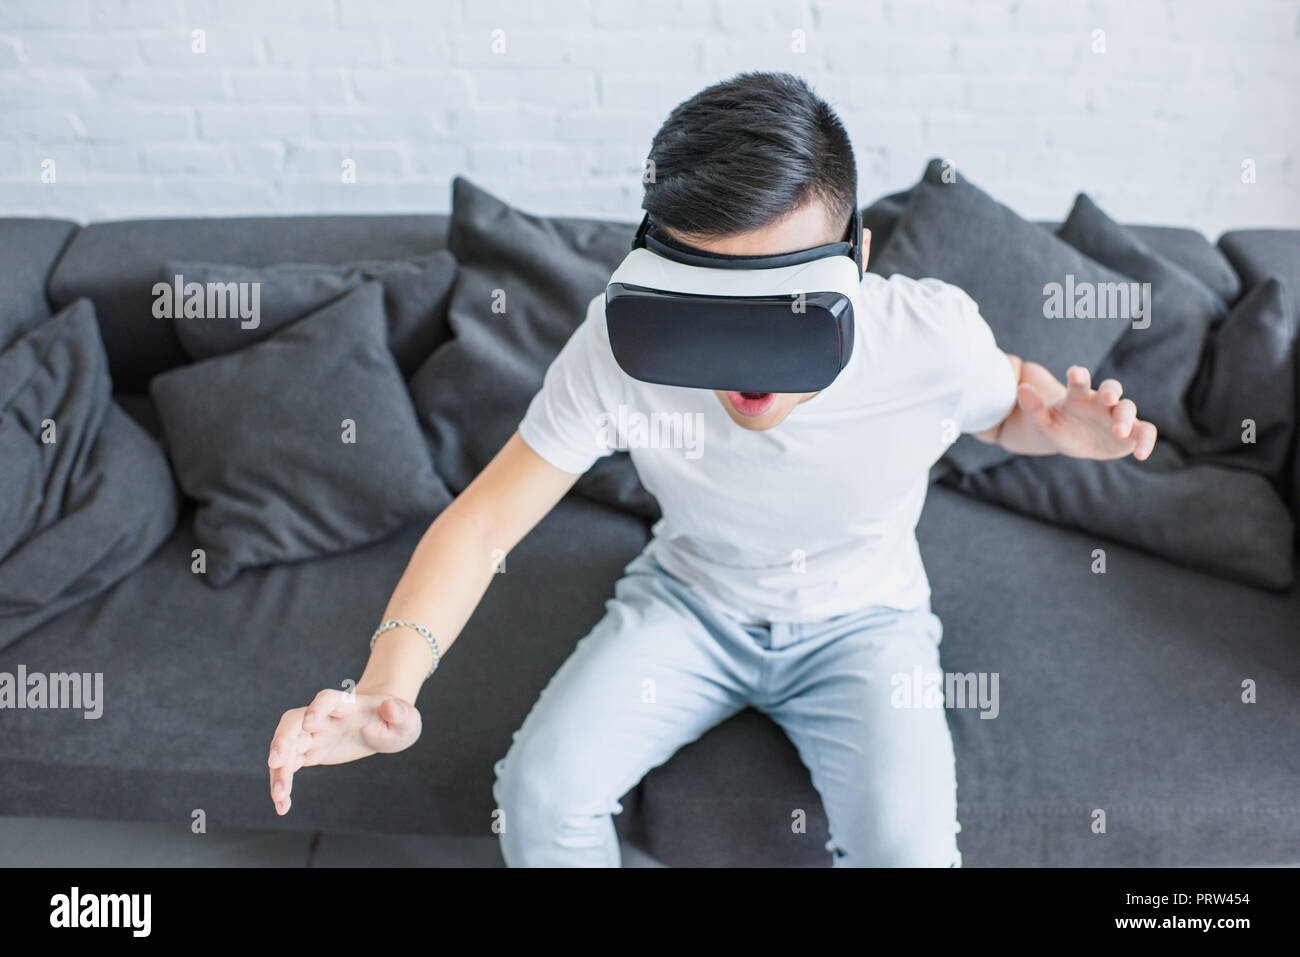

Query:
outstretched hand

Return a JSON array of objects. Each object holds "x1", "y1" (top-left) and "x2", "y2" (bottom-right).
[
  {"x1": 268, "y1": 689, "x2": 422, "y2": 816},
  {"x1": 1016, "y1": 366, "x2": 1157, "y2": 461}
]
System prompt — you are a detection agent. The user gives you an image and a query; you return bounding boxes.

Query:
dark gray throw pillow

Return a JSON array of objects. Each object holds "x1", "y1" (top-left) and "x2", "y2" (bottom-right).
[
  {"x1": 861, "y1": 188, "x2": 913, "y2": 260},
  {"x1": 1056, "y1": 193, "x2": 1227, "y2": 448},
  {"x1": 0, "y1": 298, "x2": 180, "y2": 648},
  {"x1": 407, "y1": 176, "x2": 661, "y2": 520},
  {"x1": 871, "y1": 159, "x2": 1136, "y2": 473},
  {"x1": 1185, "y1": 277, "x2": 1297, "y2": 482},
  {"x1": 867, "y1": 187, "x2": 1244, "y2": 308},
  {"x1": 951, "y1": 440, "x2": 1294, "y2": 590},
  {"x1": 162, "y1": 250, "x2": 457, "y2": 377},
  {"x1": 150, "y1": 281, "x2": 451, "y2": 587}
]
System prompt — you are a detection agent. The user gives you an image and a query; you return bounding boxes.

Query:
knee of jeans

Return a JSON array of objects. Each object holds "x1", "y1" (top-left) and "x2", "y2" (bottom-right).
[
  {"x1": 493, "y1": 743, "x2": 546, "y2": 822},
  {"x1": 829, "y1": 800, "x2": 961, "y2": 867},
  {"x1": 492, "y1": 737, "x2": 611, "y2": 837}
]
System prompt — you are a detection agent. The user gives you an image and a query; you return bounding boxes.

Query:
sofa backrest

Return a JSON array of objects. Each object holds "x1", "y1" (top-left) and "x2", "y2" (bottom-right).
[
  {"x1": 30, "y1": 208, "x2": 1299, "y2": 398},
  {"x1": 1219, "y1": 230, "x2": 1300, "y2": 302},
  {"x1": 46, "y1": 214, "x2": 450, "y2": 393}
]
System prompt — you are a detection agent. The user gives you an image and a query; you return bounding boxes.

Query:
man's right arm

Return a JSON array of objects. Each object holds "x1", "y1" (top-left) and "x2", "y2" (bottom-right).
[
  {"x1": 356, "y1": 429, "x2": 581, "y2": 703},
  {"x1": 267, "y1": 429, "x2": 581, "y2": 815}
]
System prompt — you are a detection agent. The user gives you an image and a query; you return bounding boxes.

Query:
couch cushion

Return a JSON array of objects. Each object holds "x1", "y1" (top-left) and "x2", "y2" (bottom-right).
[
  {"x1": 1218, "y1": 229, "x2": 1300, "y2": 531},
  {"x1": 1056, "y1": 193, "x2": 1226, "y2": 448},
  {"x1": 408, "y1": 177, "x2": 660, "y2": 520},
  {"x1": 0, "y1": 496, "x2": 652, "y2": 840},
  {"x1": 1218, "y1": 229, "x2": 1300, "y2": 294},
  {"x1": 162, "y1": 252, "x2": 457, "y2": 378},
  {"x1": 950, "y1": 440, "x2": 1293, "y2": 590},
  {"x1": 150, "y1": 282, "x2": 451, "y2": 587},
  {"x1": 0, "y1": 298, "x2": 180, "y2": 650},
  {"x1": 0, "y1": 218, "x2": 79, "y2": 352},
  {"x1": 1127, "y1": 225, "x2": 1241, "y2": 305},
  {"x1": 1187, "y1": 277, "x2": 1296, "y2": 481},
  {"x1": 863, "y1": 192, "x2": 1241, "y2": 306},
  {"x1": 48, "y1": 214, "x2": 450, "y2": 392}
]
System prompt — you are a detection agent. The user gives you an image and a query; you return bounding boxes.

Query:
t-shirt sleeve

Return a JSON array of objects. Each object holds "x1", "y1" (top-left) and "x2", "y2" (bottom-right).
[
  {"x1": 944, "y1": 284, "x2": 1019, "y2": 434},
  {"x1": 517, "y1": 294, "x2": 626, "y2": 475}
]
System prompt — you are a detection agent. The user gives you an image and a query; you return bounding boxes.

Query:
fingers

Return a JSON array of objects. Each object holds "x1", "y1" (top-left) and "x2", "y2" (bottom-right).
[
  {"x1": 1132, "y1": 420, "x2": 1158, "y2": 461},
  {"x1": 379, "y1": 697, "x2": 410, "y2": 727},
  {"x1": 1066, "y1": 365, "x2": 1092, "y2": 402},
  {"x1": 268, "y1": 708, "x2": 307, "y2": 769},
  {"x1": 268, "y1": 707, "x2": 309, "y2": 815},
  {"x1": 269, "y1": 764, "x2": 293, "y2": 815},
  {"x1": 1096, "y1": 378, "x2": 1123, "y2": 406},
  {"x1": 302, "y1": 688, "x2": 355, "y2": 732},
  {"x1": 1111, "y1": 398, "x2": 1138, "y2": 439}
]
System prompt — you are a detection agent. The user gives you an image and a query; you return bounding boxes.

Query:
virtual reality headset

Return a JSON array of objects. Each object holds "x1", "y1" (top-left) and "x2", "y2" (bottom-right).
[{"x1": 604, "y1": 207, "x2": 864, "y2": 393}]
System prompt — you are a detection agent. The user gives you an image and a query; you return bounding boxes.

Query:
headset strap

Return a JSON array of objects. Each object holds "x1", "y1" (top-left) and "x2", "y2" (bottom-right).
[{"x1": 633, "y1": 206, "x2": 863, "y2": 278}]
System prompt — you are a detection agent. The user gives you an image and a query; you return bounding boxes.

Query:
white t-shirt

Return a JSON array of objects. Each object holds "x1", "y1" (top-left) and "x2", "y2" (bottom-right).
[{"x1": 518, "y1": 272, "x2": 1018, "y2": 625}]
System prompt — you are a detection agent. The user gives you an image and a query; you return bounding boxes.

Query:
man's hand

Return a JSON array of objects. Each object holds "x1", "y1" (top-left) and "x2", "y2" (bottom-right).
[
  {"x1": 267, "y1": 689, "x2": 422, "y2": 816},
  {"x1": 1014, "y1": 365, "x2": 1157, "y2": 461}
]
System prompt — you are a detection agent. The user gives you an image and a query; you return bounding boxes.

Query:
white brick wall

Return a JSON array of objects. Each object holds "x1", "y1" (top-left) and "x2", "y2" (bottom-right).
[{"x1": 1, "y1": 0, "x2": 1297, "y2": 237}]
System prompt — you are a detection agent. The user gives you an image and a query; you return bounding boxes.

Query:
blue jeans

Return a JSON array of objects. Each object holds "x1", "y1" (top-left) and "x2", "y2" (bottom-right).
[{"x1": 491, "y1": 550, "x2": 962, "y2": 867}]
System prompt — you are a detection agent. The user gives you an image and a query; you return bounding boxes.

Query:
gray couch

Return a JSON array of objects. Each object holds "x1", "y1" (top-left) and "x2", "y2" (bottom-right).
[{"x1": 2, "y1": 211, "x2": 1297, "y2": 867}]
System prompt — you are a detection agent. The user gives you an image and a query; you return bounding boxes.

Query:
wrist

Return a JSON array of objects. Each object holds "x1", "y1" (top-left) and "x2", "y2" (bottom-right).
[
  {"x1": 357, "y1": 626, "x2": 436, "y2": 702},
  {"x1": 352, "y1": 678, "x2": 418, "y2": 701},
  {"x1": 371, "y1": 618, "x2": 441, "y2": 677}
]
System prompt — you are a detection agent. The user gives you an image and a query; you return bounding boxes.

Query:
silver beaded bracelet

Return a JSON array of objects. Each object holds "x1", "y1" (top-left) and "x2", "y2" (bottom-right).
[{"x1": 370, "y1": 618, "x2": 441, "y2": 679}]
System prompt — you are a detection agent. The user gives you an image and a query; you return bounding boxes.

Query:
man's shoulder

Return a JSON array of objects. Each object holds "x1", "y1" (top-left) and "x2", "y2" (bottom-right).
[
  {"x1": 861, "y1": 271, "x2": 977, "y2": 315},
  {"x1": 859, "y1": 272, "x2": 980, "y2": 351}
]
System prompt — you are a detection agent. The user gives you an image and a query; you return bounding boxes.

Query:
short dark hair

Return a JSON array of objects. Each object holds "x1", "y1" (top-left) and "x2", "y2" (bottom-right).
[{"x1": 642, "y1": 72, "x2": 857, "y2": 239}]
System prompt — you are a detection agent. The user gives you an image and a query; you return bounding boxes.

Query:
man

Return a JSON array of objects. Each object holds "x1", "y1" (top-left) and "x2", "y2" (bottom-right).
[{"x1": 267, "y1": 72, "x2": 1156, "y2": 866}]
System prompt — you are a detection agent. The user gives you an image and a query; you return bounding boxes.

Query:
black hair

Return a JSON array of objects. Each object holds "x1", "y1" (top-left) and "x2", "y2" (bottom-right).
[{"x1": 642, "y1": 72, "x2": 857, "y2": 240}]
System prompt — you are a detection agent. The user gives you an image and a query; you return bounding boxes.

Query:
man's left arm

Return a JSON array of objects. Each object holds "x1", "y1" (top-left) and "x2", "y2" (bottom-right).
[{"x1": 973, "y1": 354, "x2": 1158, "y2": 461}]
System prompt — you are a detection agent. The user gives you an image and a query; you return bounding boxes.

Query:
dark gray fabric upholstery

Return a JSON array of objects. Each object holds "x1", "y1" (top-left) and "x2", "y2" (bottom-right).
[
  {"x1": 1187, "y1": 278, "x2": 1296, "y2": 480},
  {"x1": 164, "y1": 251, "x2": 457, "y2": 378},
  {"x1": 864, "y1": 190, "x2": 1242, "y2": 307},
  {"x1": 0, "y1": 298, "x2": 179, "y2": 649},
  {"x1": 408, "y1": 177, "x2": 660, "y2": 520},
  {"x1": 113, "y1": 392, "x2": 164, "y2": 441},
  {"x1": 871, "y1": 184, "x2": 1296, "y2": 589},
  {"x1": 949, "y1": 441, "x2": 1294, "y2": 590},
  {"x1": 1218, "y1": 229, "x2": 1300, "y2": 520},
  {"x1": 1219, "y1": 229, "x2": 1300, "y2": 293},
  {"x1": 860, "y1": 189, "x2": 912, "y2": 258},
  {"x1": 47, "y1": 214, "x2": 451, "y2": 391},
  {"x1": 936, "y1": 198, "x2": 1296, "y2": 589},
  {"x1": 1058, "y1": 193, "x2": 1226, "y2": 447},
  {"x1": 1120, "y1": 225, "x2": 1242, "y2": 306},
  {"x1": 0, "y1": 496, "x2": 653, "y2": 839},
  {"x1": 0, "y1": 218, "x2": 79, "y2": 351},
  {"x1": 150, "y1": 283, "x2": 451, "y2": 586}
]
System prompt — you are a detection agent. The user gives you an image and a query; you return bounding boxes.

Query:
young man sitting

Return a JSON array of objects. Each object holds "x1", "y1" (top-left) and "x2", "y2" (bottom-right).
[{"x1": 267, "y1": 72, "x2": 1156, "y2": 867}]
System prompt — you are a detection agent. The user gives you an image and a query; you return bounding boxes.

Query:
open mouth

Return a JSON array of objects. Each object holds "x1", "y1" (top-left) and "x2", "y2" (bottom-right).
[{"x1": 725, "y1": 391, "x2": 776, "y2": 417}]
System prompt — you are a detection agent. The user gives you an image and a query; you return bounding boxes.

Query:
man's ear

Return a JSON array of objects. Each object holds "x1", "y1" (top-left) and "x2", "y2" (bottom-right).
[{"x1": 860, "y1": 226, "x2": 872, "y2": 269}]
